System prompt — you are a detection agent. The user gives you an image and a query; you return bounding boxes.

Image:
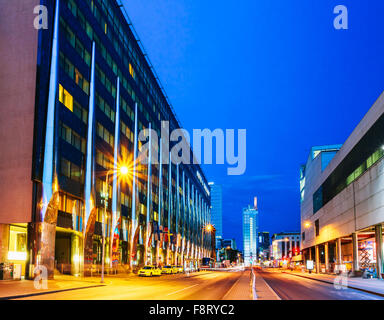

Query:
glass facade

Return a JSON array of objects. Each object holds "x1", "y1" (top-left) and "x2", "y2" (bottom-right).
[
  {"x1": 24, "y1": 0, "x2": 211, "y2": 276},
  {"x1": 209, "y1": 183, "x2": 222, "y2": 240},
  {"x1": 242, "y1": 206, "x2": 258, "y2": 266}
]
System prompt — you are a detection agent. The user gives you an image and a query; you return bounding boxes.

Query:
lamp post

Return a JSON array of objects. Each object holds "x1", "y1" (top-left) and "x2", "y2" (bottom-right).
[
  {"x1": 200, "y1": 224, "x2": 213, "y2": 267},
  {"x1": 101, "y1": 165, "x2": 129, "y2": 283}
]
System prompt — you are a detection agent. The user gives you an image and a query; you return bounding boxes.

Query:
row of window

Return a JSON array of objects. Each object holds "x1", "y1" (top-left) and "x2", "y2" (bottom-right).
[
  {"x1": 60, "y1": 121, "x2": 86, "y2": 154},
  {"x1": 95, "y1": 64, "x2": 116, "y2": 98},
  {"x1": 60, "y1": 17, "x2": 91, "y2": 67},
  {"x1": 58, "y1": 192, "x2": 84, "y2": 217},
  {"x1": 96, "y1": 93, "x2": 115, "y2": 123},
  {"x1": 66, "y1": 0, "x2": 162, "y2": 128},
  {"x1": 59, "y1": 52, "x2": 90, "y2": 95},
  {"x1": 61, "y1": 157, "x2": 84, "y2": 183},
  {"x1": 346, "y1": 147, "x2": 384, "y2": 186},
  {"x1": 59, "y1": 84, "x2": 88, "y2": 124},
  {"x1": 121, "y1": 192, "x2": 131, "y2": 208},
  {"x1": 96, "y1": 122, "x2": 114, "y2": 148},
  {"x1": 96, "y1": 149, "x2": 112, "y2": 169},
  {"x1": 121, "y1": 121, "x2": 134, "y2": 143}
]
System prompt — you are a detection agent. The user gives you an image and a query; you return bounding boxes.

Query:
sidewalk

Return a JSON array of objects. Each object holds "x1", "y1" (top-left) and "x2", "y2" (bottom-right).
[
  {"x1": 282, "y1": 269, "x2": 384, "y2": 297},
  {"x1": 0, "y1": 271, "x2": 205, "y2": 300},
  {"x1": 0, "y1": 274, "x2": 106, "y2": 300},
  {"x1": 222, "y1": 270, "x2": 253, "y2": 300}
]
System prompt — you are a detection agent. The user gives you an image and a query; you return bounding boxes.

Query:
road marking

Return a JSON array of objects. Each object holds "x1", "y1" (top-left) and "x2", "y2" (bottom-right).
[
  {"x1": 252, "y1": 269, "x2": 257, "y2": 300},
  {"x1": 166, "y1": 284, "x2": 199, "y2": 296}
]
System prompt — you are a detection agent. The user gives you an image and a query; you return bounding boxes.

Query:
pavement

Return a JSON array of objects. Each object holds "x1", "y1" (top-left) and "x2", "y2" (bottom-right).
[
  {"x1": 280, "y1": 269, "x2": 384, "y2": 296},
  {"x1": 0, "y1": 269, "x2": 248, "y2": 300},
  {"x1": 256, "y1": 268, "x2": 384, "y2": 300}
]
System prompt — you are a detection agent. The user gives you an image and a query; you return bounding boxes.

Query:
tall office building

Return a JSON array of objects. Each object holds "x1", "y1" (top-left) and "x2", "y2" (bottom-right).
[
  {"x1": 209, "y1": 182, "x2": 223, "y2": 249},
  {"x1": 0, "y1": 0, "x2": 211, "y2": 278},
  {"x1": 242, "y1": 197, "x2": 259, "y2": 266}
]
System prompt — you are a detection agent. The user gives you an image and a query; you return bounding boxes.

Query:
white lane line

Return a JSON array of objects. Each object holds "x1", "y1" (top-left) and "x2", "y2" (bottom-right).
[
  {"x1": 252, "y1": 269, "x2": 257, "y2": 300},
  {"x1": 166, "y1": 284, "x2": 199, "y2": 296}
]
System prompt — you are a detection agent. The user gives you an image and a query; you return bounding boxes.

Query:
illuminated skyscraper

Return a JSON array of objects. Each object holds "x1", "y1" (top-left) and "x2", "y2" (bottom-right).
[
  {"x1": 243, "y1": 197, "x2": 259, "y2": 266},
  {"x1": 209, "y1": 182, "x2": 222, "y2": 247}
]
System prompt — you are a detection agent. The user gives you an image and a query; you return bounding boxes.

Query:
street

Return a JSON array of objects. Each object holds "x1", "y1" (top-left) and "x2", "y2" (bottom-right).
[
  {"x1": 256, "y1": 269, "x2": 384, "y2": 300},
  {"x1": 10, "y1": 270, "x2": 246, "y2": 300}
]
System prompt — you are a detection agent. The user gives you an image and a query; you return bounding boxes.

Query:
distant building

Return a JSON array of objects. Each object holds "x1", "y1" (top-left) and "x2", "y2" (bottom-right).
[
  {"x1": 243, "y1": 197, "x2": 259, "y2": 266},
  {"x1": 258, "y1": 231, "x2": 270, "y2": 259},
  {"x1": 222, "y1": 238, "x2": 237, "y2": 250},
  {"x1": 271, "y1": 232, "x2": 301, "y2": 261},
  {"x1": 209, "y1": 182, "x2": 223, "y2": 251}
]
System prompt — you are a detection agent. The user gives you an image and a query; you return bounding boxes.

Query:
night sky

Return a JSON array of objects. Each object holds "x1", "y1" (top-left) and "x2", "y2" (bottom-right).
[{"x1": 124, "y1": 0, "x2": 384, "y2": 251}]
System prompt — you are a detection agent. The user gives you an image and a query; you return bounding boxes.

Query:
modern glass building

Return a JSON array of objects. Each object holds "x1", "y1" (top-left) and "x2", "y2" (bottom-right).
[
  {"x1": 242, "y1": 198, "x2": 259, "y2": 266},
  {"x1": 208, "y1": 182, "x2": 222, "y2": 249},
  {"x1": 0, "y1": 0, "x2": 211, "y2": 279}
]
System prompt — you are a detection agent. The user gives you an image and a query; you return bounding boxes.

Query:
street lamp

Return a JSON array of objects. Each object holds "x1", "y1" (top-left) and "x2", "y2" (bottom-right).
[
  {"x1": 101, "y1": 164, "x2": 129, "y2": 283},
  {"x1": 304, "y1": 221, "x2": 311, "y2": 228},
  {"x1": 200, "y1": 224, "x2": 213, "y2": 265}
]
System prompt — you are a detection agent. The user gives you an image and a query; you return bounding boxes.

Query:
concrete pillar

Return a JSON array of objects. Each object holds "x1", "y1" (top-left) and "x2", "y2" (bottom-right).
[
  {"x1": 336, "y1": 238, "x2": 342, "y2": 265},
  {"x1": 315, "y1": 245, "x2": 320, "y2": 273},
  {"x1": 309, "y1": 246, "x2": 312, "y2": 260},
  {"x1": 375, "y1": 225, "x2": 383, "y2": 280},
  {"x1": 0, "y1": 224, "x2": 9, "y2": 263},
  {"x1": 352, "y1": 232, "x2": 359, "y2": 272},
  {"x1": 324, "y1": 242, "x2": 329, "y2": 273},
  {"x1": 284, "y1": 241, "x2": 287, "y2": 258}
]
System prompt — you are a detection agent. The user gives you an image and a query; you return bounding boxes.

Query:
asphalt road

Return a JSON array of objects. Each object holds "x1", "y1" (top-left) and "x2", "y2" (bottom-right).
[
  {"x1": 13, "y1": 270, "x2": 244, "y2": 300},
  {"x1": 257, "y1": 269, "x2": 383, "y2": 300}
]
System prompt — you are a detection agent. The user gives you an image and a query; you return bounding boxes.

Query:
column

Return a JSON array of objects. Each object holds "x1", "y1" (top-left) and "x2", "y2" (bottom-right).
[
  {"x1": 324, "y1": 242, "x2": 329, "y2": 273},
  {"x1": 309, "y1": 246, "x2": 312, "y2": 260},
  {"x1": 375, "y1": 225, "x2": 383, "y2": 280},
  {"x1": 336, "y1": 238, "x2": 342, "y2": 265},
  {"x1": 315, "y1": 245, "x2": 320, "y2": 273},
  {"x1": 352, "y1": 232, "x2": 359, "y2": 273}
]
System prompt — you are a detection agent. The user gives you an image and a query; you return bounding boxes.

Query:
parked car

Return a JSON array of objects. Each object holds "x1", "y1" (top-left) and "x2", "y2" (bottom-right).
[
  {"x1": 161, "y1": 265, "x2": 174, "y2": 274},
  {"x1": 176, "y1": 265, "x2": 184, "y2": 273},
  {"x1": 138, "y1": 265, "x2": 162, "y2": 277}
]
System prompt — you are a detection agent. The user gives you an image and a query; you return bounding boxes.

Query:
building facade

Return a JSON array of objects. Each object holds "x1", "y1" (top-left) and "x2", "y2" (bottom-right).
[
  {"x1": 209, "y1": 182, "x2": 223, "y2": 247},
  {"x1": 271, "y1": 232, "x2": 300, "y2": 262},
  {"x1": 300, "y1": 92, "x2": 384, "y2": 277},
  {"x1": 242, "y1": 198, "x2": 259, "y2": 266},
  {"x1": 258, "y1": 231, "x2": 270, "y2": 260},
  {"x1": 0, "y1": 0, "x2": 211, "y2": 279},
  {"x1": 222, "y1": 238, "x2": 237, "y2": 250}
]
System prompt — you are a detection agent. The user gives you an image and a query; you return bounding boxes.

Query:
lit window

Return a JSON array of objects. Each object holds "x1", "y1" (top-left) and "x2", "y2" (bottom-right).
[
  {"x1": 8, "y1": 226, "x2": 27, "y2": 261},
  {"x1": 59, "y1": 84, "x2": 73, "y2": 111}
]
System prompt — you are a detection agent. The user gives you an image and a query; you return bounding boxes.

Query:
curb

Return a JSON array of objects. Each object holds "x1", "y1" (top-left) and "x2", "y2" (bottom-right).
[
  {"x1": 282, "y1": 271, "x2": 384, "y2": 298},
  {"x1": 0, "y1": 284, "x2": 106, "y2": 300}
]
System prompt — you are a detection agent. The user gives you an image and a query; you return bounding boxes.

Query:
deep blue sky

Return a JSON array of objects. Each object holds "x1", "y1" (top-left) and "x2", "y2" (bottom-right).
[{"x1": 124, "y1": 0, "x2": 384, "y2": 250}]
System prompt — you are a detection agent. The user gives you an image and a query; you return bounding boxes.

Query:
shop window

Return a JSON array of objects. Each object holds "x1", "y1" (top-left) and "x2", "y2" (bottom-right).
[{"x1": 8, "y1": 226, "x2": 27, "y2": 261}]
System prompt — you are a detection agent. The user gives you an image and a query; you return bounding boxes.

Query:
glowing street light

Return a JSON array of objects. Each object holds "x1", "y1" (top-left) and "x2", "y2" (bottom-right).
[
  {"x1": 101, "y1": 163, "x2": 130, "y2": 283},
  {"x1": 304, "y1": 221, "x2": 311, "y2": 228}
]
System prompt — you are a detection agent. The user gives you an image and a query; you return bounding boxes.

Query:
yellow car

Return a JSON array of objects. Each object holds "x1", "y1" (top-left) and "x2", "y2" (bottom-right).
[
  {"x1": 171, "y1": 265, "x2": 179, "y2": 274},
  {"x1": 176, "y1": 266, "x2": 184, "y2": 273},
  {"x1": 161, "y1": 265, "x2": 175, "y2": 274},
  {"x1": 138, "y1": 266, "x2": 162, "y2": 277}
]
